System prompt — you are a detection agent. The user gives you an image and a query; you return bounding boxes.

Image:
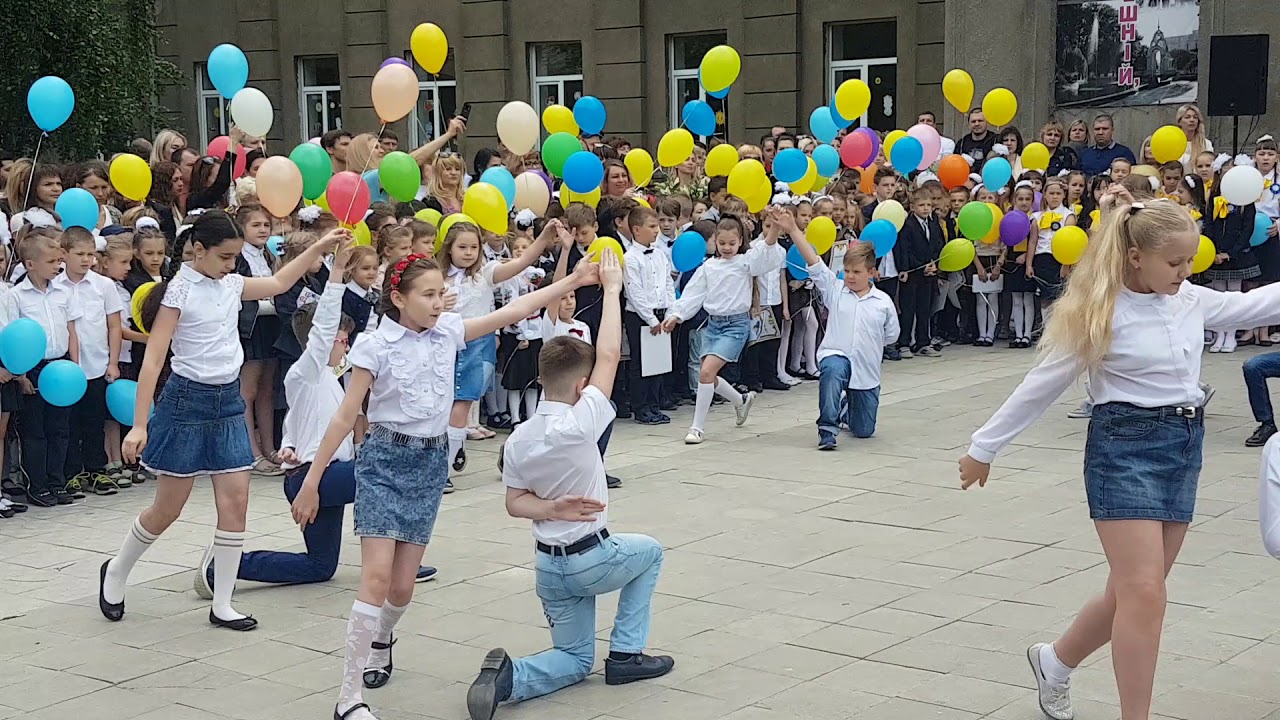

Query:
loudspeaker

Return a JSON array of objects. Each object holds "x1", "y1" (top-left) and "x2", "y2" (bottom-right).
[{"x1": 1208, "y1": 34, "x2": 1269, "y2": 117}]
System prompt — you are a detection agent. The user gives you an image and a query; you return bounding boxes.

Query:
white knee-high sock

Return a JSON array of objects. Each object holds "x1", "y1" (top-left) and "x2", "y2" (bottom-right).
[
  {"x1": 506, "y1": 390, "x2": 522, "y2": 423},
  {"x1": 211, "y1": 529, "x2": 246, "y2": 621},
  {"x1": 367, "y1": 600, "x2": 409, "y2": 669},
  {"x1": 976, "y1": 295, "x2": 991, "y2": 339},
  {"x1": 447, "y1": 425, "x2": 467, "y2": 464},
  {"x1": 801, "y1": 309, "x2": 819, "y2": 373},
  {"x1": 104, "y1": 516, "x2": 158, "y2": 604},
  {"x1": 778, "y1": 320, "x2": 792, "y2": 375},
  {"x1": 338, "y1": 600, "x2": 381, "y2": 714},
  {"x1": 714, "y1": 377, "x2": 744, "y2": 407},
  {"x1": 691, "y1": 382, "x2": 714, "y2": 432},
  {"x1": 1021, "y1": 294, "x2": 1036, "y2": 337},
  {"x1": 1012, "y1": 294, "x2": 1026, "y2": 338},
  {"x1": 523, "y1": 390, "x2": 537, "y2": 423}
]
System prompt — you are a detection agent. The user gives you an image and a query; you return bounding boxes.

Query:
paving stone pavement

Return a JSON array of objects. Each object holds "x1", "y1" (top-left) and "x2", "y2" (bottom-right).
[{"x1": 2, "y1": 344, "x2": 1280, "y2": 720}]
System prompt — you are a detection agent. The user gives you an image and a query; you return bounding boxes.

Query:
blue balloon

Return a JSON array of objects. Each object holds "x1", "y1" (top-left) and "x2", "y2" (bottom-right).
[
  {"x1": 706, "y1": 85, "x2": 729, "y2": 99},
  {"x1": 267, "y1": 235, "x2": 285, "y2": 256},
  {"x1": 480, "y1": 166, "x2": 517, "y2": 209},
  {"x1": 889, "y1": 136, "x2": 924, "y2": 174},
  {"x1": 208, "y1": 44, "x2": 249, "y2": 99},
  {"x1": 772, "y1": 148, "x2": 808, "y2": 184},
  {"x1": 1251, "y1": 212, "x2": 1273, "y2": 247},
  {"x1": 682, "y1": 101, "x2": 717, "y2": 137},
  {"x1": 55, "y1": 188, "x2": 98, "y2": 230},
  {"x1": 982, "y1": 157, "x2": 1013, "y2": 191},
  {"x1": 38, "y1": 360, "x2": 87, "y2": 408},
  {"x1": 809, "y1": 107, "x2": 839, "y2": 144},
  {"x1": 562, "y1": 151, "x2": 604, "y2": 193},
  {"x1": 362, "y1": 170, "x2": 385, "y2": 203},
  {"x1": 786, "y1": 244, "x2": 810, "y2": 280},
  {"x1": 27, "y1": 76, "x2": 75, "y2": 132},
  {"x1": 0, "y1": 318, "x2": 46, "y2": 374},
  {"x1": 862, "y1": 219, "x2": 898, "y2": 258},
  {"x1": 812, "y1": 145, "x2": 840, "y2": 178},
  {"x1": 573, "y1": 96, "x2": 607, "y2": 135},
  {"x1": 828, "y1": 98, "x2": 853, "y2": 129},
  {"x1": 672, "y1": 231, "x2": 708, "y2": 273},
  {"x1": 106, "y1": 379, "x2": 141, "y2": 425}
]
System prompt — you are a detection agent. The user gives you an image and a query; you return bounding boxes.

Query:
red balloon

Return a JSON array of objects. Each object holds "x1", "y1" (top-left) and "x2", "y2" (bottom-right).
[
  {"x1": 840, "y1": 131, "x2": 873, "y2": 170},
  {"x1": 938, "y1": 154, "x2": 971, "y2": 190},
  {"x1": 326, "y1": 171, "x2": 371, "y2": 226},
  {"x1": 205, "y1": 136, "x2": 247, "y2": 180}
]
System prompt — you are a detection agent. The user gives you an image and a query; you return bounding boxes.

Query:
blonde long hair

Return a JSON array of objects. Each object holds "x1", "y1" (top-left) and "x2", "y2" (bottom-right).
[
  {"x1": 1042, "y1": 199, "x2": 1195, "y2": 368},
  {"x1": 151, "y1": 129, "x2": 187, "y2": 165},
  {"x1": 1176, "y1": 104, "x2": 1209, "y2": 161},
  {"x1": 428, "y1": 154, "x2": 466, "y2": 208},
  {"x1": 346, "y1": 133, "x2": 383, "y2": 174}
]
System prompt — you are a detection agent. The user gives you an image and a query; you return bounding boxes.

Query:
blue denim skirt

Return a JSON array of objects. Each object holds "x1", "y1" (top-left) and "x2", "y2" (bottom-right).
[
  {"x1": 353, "y1": 424, "x2": 449, "y2": 545},
  {"x1": 141, "y1": 374, "x2": 254, "y2": 477},
  {"x1": 700, "y1": 313, "x2": 751, "y2": 363},
  {"x1": 1084, "y1": 403, "x2": 1204, "y2": 522},
  {"x1": 455, "y1": 332, "x2": 497, "y2": 402}
]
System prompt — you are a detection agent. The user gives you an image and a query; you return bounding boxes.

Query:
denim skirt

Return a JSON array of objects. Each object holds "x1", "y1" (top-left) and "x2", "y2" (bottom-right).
[
  {"x1": 455, "y1": 332, "x2": 497, "y2": 402},
  {"x1": 1083, "y1": 403, "x2": 1205, "y2": 523},
  {"x1": 353, "y1": 424, "x2": 449, "y2": 545},
  {"x1": 700, "y1": 312, "x2": 751, "y2": 363},
  {"x1": 141, "y1": 374, "x2": 254, "y2": 477}
]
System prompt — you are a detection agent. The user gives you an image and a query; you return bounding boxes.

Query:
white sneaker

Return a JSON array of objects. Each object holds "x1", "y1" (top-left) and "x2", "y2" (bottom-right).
[
  {"x1": 1027, "y1": 643, "x2": 1074, "y2": 720},
  {"x1": 780, "y1": 373, "x2": 802, "y2": 386},
  {"x1": 192, "y1": 544, "x2": 214, "y2": 601},
  {"x1": 735, "y1": 392, "x2": 756, "y2": 427},
  {"x1": 1066, "y1": 401, "x2": 1092, "y2": 419},
  {"x1": 684, "y1": 429, "x2": 705, "y2": 445}
]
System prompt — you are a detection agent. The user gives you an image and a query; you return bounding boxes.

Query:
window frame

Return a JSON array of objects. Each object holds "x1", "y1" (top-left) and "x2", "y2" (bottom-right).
[
  {"x1": 297, "y1": 56, "x2": 343, "y2": 141},
  {"x1": 825, "y1": 22, "x2": 898, "y2": 129},
  {"x1": 406, "y1": 51, "x2": 458, "y2": 149},
  {"x1": 528, "y1": 42, "x2": 584, "y2": 129},
  {"x1": 194, "y1": 63, "x2": 228, "y2": 148}
]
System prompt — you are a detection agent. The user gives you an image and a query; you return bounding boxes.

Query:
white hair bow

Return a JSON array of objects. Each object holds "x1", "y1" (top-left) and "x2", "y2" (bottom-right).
[
  {"x1": 1260, "y1": 134, "x2": 1275, "y2": 143},
  {"x1": 967, "y1": 173, "x2": 982, "y2": 184},
  {"x1": 1234, "y1": 153, "x2": 1256, "y2": 168},
  {"x1": 915, "y1": 171, "x2": 939, "y2": 188},
  {"x1": 187, "y1": 208, "x2": 208, "y2": 217},
  {"x1": 1212, "y1": 153, "x2": 1232, "y2": 172},
  {"x1": 514, "y1": 208, "x2": 537, "y2": 226},
  {"x1": 773, "y1": 181, "x2": 790, "y2": 193},
  {"x1": 961, "y1": 154, "x2": 976, "y2": 166},
  {"x1": 969, "y1": 183, "x2": 985, "y2": 199},
  {"x1": 176, "y1": 224, "x2": 193, "y2": 238},
  {"x1": 297, "y1": 205, "x2": 322, "y2": 223},
  {"x1": 770, "y1": 192, "x2": 794, "y2": 206},
  {"x1": 1056, "y1": 169, "x2": 1072, "y2": 177},
  {"x1": 991, "y1": 145, "x2": 1010, "y2": 157},
  {"x1": 135, "y1": 217, "x2": 160, "y2": 230}
]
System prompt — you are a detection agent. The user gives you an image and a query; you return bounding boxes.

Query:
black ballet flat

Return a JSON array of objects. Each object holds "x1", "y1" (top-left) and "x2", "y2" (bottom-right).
[
  {"x1": 335, "y1": 703, "x2": 370, "y2": 720},
  {"x1": 208, "y1": 610, "x2": 258, "y2": 631},
  {"x1": 98, "y1": 560, "x2": 124, "y2": 622},
  {"x1": 452, "y1": 448, "x2": 467, "y2": 472},
  {"x1": 362, "y1": 636, "x2": 396, "y2": 688}
]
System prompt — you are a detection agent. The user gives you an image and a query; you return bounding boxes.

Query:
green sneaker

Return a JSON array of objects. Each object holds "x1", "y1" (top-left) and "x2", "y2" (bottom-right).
[
  {"x1": 89, "y1": 472, "x2": 119, "y2": 496},
  {"x1": 63, "y1": 472, "x2": 89, "y2": 499}
]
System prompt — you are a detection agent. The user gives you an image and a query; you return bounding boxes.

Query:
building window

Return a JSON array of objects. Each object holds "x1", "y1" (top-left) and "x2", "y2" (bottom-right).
[
  {"x1": 195, "y1": 63, "x2": 228, "y2": 148},
  {"x1": 826, "y1": 21, "x2": 898, "y2": 131},
  {"x1": 298, "y1": 56, "x2": 343, "y2": 140},
  {"x1": 668, "y1": 33, "x2": 729, "y2": 141},
  {"x1": 408, "y1": 50, "x2": 458, "y2": 149},
  {"x1": 529, "y1": 43, "x2": 583, "y2": 132}
]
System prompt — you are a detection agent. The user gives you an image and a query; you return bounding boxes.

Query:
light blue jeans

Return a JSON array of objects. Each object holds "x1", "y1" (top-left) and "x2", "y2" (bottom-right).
[
  {"x1": 817, "y1": 356, "x2": 880, "y2": 438},
  {"x1": 511, "y1": 532, "x2": 664, "y2": 702}
]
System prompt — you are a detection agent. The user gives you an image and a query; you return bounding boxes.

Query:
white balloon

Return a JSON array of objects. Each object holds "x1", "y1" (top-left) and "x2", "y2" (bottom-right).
[
  {"x1": 496, "y1": 101, "x2": 539, "y2": 156},
  {"x1": 230, "y1": 88, "x2": 274, "y2": 138},
  {"x1": 1220, "y1": 165, "x2": 1265, "y2": 206},
  {"x1": 513, "y1": 172, "x2": 550, "y2": 215}
]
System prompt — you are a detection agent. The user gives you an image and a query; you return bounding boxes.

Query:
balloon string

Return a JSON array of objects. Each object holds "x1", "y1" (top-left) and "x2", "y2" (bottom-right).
[
  {"x1": 341, "y1": 122, "x2": 387, "y2": 228},
  {"x1": 22, "y1": 132, "x2": 46, "y2": 211}
]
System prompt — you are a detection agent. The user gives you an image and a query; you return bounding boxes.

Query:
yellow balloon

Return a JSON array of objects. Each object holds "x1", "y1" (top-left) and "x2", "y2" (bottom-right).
[
  {"x1": 699, "y1": 45, "x2": 741, "y2": 93},
  {"x1": 981, "y1": 203, "x2": 1004, "y2": 244},
  {"x1": 938, "y1": 238, "x2": 977, "y2": 272},
  {"x1": 109, "y1": 154, "x2": 152, "y2": 202},
  {"x1": 883, "y1": 130, "x2": 907, "y2": 161},
  {"x1": 1152, "y1": 125, "x2": 1189, "y2": 164},
  {"x1": 314, "y1": 192, "x2": 330, "y2": 213},
  {"x1": 410, "y1": 23, "x2": 449, "y2": 74},
  {"x1": 462, "y1": 183, "x2": 508, "y2": 234},
  {"x1": 745, "y1": 178, "x2": 771, "y2": 214},
  {"x1": 587, "y1": 237, "x2": 626, "y2": 268},
  {"x1": 633, "y1": 196, "x2": 651, "y2": 208},
  {"x1": 1022, "y1": 142, "x2": 1051, "y2": 172},
  {"x1": 1051, "y1": 226, "x2": 1088, "y2": 265},
  {"x1": 981, "y1": 88, "x2": 1018, "y2": 127},
  {"x1": 438, "y1": 213, "x2": 478, "y2": 252},
  {"x1": 807, "y1": 216, "x2": 837, "y2": 255},
  {"x1": 789, "y1": 157, "x2": 819, "y2": 195},
  {"x1": 657, "y1": 128, "x2": 694, "y2": 167},
  {"x1": 414, "y1": 208, "x2": 442, "y2": 227},
  {"x1": 727, "y1": 159, "x2": 766, "y2": 200},
  {"x1": 131, "y1": 281, "x2": 158, "y2": 334},
  {"x1": 353, "y1": 221, "x2": 372, "y2": 247},
  {"x1": 942, "y1": 69, "x2": 975, "y2": 114},
  {"x1": 1193, "y1": 235, "x2": 1216, "y2": 274},
  {"x1": 834, "y1": 80, "x2": 871, "y2": 122},
  {"x1": 872, "y1": 199, "x2": 907, "y2": 231},
  {"x1": 560, "y1": 185, "x2": 600, "y2": 209},
  {"x1": 624, "y1": 148, "x2": 654, "y2": 187},
  {"x1": 705, "y1": 143, "x2": 739, "y2": 177},
  {"x1": 542, "y1": 105, "x2": 579, "y2": 136}
]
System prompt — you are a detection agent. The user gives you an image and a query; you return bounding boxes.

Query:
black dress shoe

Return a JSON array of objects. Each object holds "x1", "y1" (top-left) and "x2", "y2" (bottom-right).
[
  {"x1": 467, "y1": 648, "x2": 513, "y2": 720},
  {"x1": 28, "y1": 491, "x2": 58, "y2": 508},
  {"x1": 1246, "y1": 422, "x2": 1277, "y2": 448},
  {"x1": 0, "y1": 505, "x2": 13, "y2": 519},
  {"x1": 7, "y1": 501, "x2": 26, "y2": 513},
  {"x1": 763, "y1": 380, "x2": 791, "y2": 391},
  {"x1": 604, "y1": 653, "x2": 675, "y2": 685},
  {"x1": 363, "y1": 636, "x2": 395, "y2": 688},
  {"x1": 335, "y1": 703, "x2": 371, "y2": 720},
  {"x1": 452, "y1": 448, "x2": 467, "y2": 472},
  {"x1": 606, "y1": 475, "x2": 622, "y2": 489},
  {"x1": 208, "y1": 610, "x2": 258, "y2": 631},
  {"x1": 99, "y1": 560, "x2": 124, "y2": 622}
]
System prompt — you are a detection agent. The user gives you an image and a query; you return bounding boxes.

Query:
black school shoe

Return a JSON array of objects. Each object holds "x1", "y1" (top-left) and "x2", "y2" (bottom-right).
[
  {"x1": 467, "y1": 648, "x2": 513, "y2": 720},
  {"x1": 98, "y1": 560, "x2": 124, "y2": 621},
  {"x1": 363, "y1": 636, "x2": 395, "y2": 688},
  {"x1": 28, "y1": 491, "x2": 59, "y2": 508},
  {"x1": 606, "y1": 475, "x2": 623, "y2": 489},
  {"x1": 604, "y1": 653, "x2": 675, "y2": 685},
  {"x1": 1246, "y1": 422, "x2": 1277, "y2": 448},
  {"x1": 208, "y1": 609, "x2": 258, "y2": 631}
]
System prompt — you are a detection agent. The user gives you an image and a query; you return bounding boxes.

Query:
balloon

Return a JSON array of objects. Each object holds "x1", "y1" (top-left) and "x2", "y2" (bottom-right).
[
  {"x1": 38, "y1": 360, "x2": 87, "y2": 407},
  {"x1": 378, "y1": 151, "x2": 421, "y2": 203},
  {"x1": 55, "y1": 188, "x2": 98, "y2": 231},
  {"x1": 106, "y1": 379, "x2": 143, "y2": 425},
  {"x1": 789, "y1": 158, "x2": 819, "y2": 195},
  {"x1": 313, "y1": 193, "x2": 329, "y2": 212},
  {"x1": 889, "y1": 136, "x2": 923, "y2": 174},
  {"x1": 772, "y1": 148, "x2": 808, "y2": 184},
  {"x1": 907, "y1": 124, "x2": 942, "y2": 170},
  {"x1": 541, "y1": 132, "x2": 581, "y2": 177},
  {"x1": 371, "y1": 64, "x2": 419, "y2": 123},
  {"x1": 859, "y1": 165, "x2": 878, "y2": 195},
  {"x1": 542, "y1": 105, "x2": 579, "y2": 136},
  {"x1": 0, "y1": 318, "x2": 46, "y2": 374},
  {"x1": 840, "y1": 130, "x2": 874, "y2": 169},
  {"x1": 829, "y1": 102, "x2": 853, "y2": 130},
  {"x1": 704, "y1": 144, "x2": 739, "y2": 177},
  {"x1": 208, "y1": 136, "x2": 248, "y2": 179},
  {"x1": 657, "y1": 128, "x2": 694, "y2": 167},
  {"x1": 362, "y1": 170, "x2": 382, "y2": 202},
  {"x1": 812, "y1": 145, "x2": 840, "y2": 178},
  {"x1": 130, "y1": 282, "x2": 158, "y2": 334},
  {"x1": 353, "y1": 221, "x2": 371, "y2": 247},
  {"x1": 587, "y1": 237, "x2": 626, "y2": 268},
  {"x1": 326, "y1": 171, "x2": 371, "y2": 226},
  {"x1": 1221, "y1": 166, "x2": 1265, "y2": 206},
  {"x1": 624, "y1": 149, "x2": 655, "y2": 187},
  {"x1": 699, "y1": 45, "x2": 741, "y2": 93},
  {"x1": 563, "y1": 151, "x2": 604, "y2": 193},
  {"x1": 786, "y1": 244, "x2": 809, "y2": 280},
  {"x1": 267, "y1": 235, "x2": 285, "y2": 256},
  {"x1": 27, "y1": 76, "x2": 75, "y2": 132},
  {"x1": 256, "y1": 157, "x2": 304, "y2": 217},
  {"x1": 480, "y1": 166, "x2": 517, "y2": 209},
  {"x1": 411, "y1": 23, "x2": 449, "y2": 74},
  {"x1": 833, "y1": 79, "x2": 871, "y2": 122},
  {"x1": 706, "y1": 83, "x2": 729, "y2": 99},
  {"x1": 807, "y1": 217, "x2": 837, "y2": 255},
  {"x1": 883, "y1": 130, "x2": 907, "y2": 160},
  {"x1": 496, "y1": 101, "x2": 539, "y2": 155},
  {"x1": 981, "y1": 203, "x2": 1005, "y2": 244},
  {"x1": 957, "y1": 202, "x2": 995, "y2": 239},
  {"x1": 380, "y1": 57, "x2": 410, "y2": 70},
  {"x1": 289, "y1": 142, "x2": 332, "y2": 200},
  {"x1": 513, "y1": 172, "x2": 550, "y2": 215},
  {"x1": 415, "y1": 208, "x2": 443, "y2": 227},
  {"x1": 109, "y1": 154, "x2": 151, "y2": 201},
  {"x1": 1151, "y1": 125, "x2": 1188, "y2": 165},
  {"x1": 862, "y1": 219, "x2": 898, "y2": 258},
  {"x1": 1051, "y1": 226, "x2": 1089, "y2": 265},
  {"x1": 463, "y1": 183, "x2": 509, "y2": 234},
  {"x1": 1021, "y1": 142, "x2": 1051, "y2": 172},
  {"x1": 438, "y1": 214, "x2": 479, "y2": 250},
  {"x1": 727, "y1": 160, "x2": 767, "y2": 200},
  {"x1": 207, "y1": 44, "x2": 249, "y2": 99},
  {"x1": 672, "y1": 231, "x2": 708, "y2": 272},
  {"x1": 981, "y1": 156, "x2": 1013, "y2": 191},
  {"x1": 560, "y1": 185, "x2": 601, "y2": 209},
  {"x1": 573, "y1": 96, "x2": 607, "y2": 136},
  {"x1": 942, "y1": 69, "x2": 974, "y2": 113},
  {"x1": 938, "y1": 238, "x2": 977, "y2": 272},
  {"x1": 981, "y1": 88, "x2": 1018, "y2": 127},
  {"x1": 1000, "y1": 210, "x2": 1032, "y2": 248},
  {"x1": 938, "y1": 155, "x2": 970, "y2": 190},
  {"x1": 1251, "y1": 212, "x2": 1273, "y2": 247},
  {"x1": 809, "y1": 107, "x2": 839, "y2": 144},
  {"x1": 868, "y1": 200, "x2": 905, "y2": 232},
  {"x1": 682, "y1": 100, "x2": 717, "y2": 137},
  {"x1": 1193, "y1": 235, "x2": 1216, "y2": 274},
  {"x1": 230, "y1": 87, "x2": 273, "y2": 137}
]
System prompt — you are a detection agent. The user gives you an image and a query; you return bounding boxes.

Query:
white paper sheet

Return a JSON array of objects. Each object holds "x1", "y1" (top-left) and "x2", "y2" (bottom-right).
[{"x1": 639, "y1": 329, "x2": 673, "y2": 377}]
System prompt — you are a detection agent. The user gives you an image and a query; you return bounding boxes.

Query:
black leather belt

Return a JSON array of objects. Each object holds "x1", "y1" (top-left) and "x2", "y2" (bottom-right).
[{"x1": 536, "y1": 528, "x2": 610, "y2": 556}]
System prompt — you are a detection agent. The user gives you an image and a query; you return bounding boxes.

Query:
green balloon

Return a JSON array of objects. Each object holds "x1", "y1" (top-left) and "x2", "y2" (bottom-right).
[
  {"x1": 379, "y1": 151, "x2": 420, "y2": 203},
  {"x1": 957, "y1": 201, "x2": 994, "y2": 240},
  {"x1": 289, "y1": 143, "x2": 333, "y2": 201},
  {"x1": 542, "y1": 132, "x2": 581, "y2": 178}
]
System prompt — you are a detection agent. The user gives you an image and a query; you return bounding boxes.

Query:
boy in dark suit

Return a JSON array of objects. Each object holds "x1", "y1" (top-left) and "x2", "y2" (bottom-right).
[{"x1": 893, "y1": 188, "x2": 944, "y2": 357}]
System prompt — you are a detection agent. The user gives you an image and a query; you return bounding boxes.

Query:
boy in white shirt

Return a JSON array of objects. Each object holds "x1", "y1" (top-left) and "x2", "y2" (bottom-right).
[
  {"x1": 622, "y1": 207, "x2": 675, "y2": 425},
  {"x1": 467, "y1": 252, "x2": 672, "y2": 720}
]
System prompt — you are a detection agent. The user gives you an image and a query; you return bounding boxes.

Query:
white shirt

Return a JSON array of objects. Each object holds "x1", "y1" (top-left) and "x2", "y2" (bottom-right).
[
  {"x1": 809, "y1": 263, "x2": 899, "y2": 390},
  {"x1": 624, "y1": 242, "x2": 676, "y2": 326},
  {"x1": 3, "y1": 276, "x2": 81, "y2": 359},
  {"x1": 1259, "y1": 167, "x2": 1280, "y2": 221},
  {"x1": 968, "y1": 282, "x2": 1280, "y2": 463},
  {"x1": 503, "y1": 385, "x2": 615, "y2": 545},
  {"x1": 54, "y1": 271, "x2": 122, "y2": 379},
  {"x1": 1260, "y1": 435, "x2": 1280, "y2": 559},
  {"x1": 448, "y1": 262, "x2": 499, "y2": 319},
  {"x1": 1033, "y1": 207, "x2": 1075, "y2": 255},
  {"x1": 752, "y1": 238, "x2": 783, "y2": 307},
  {"x1": 542, "y1": 315, "x2": 592, "y2": 343},
  {"x1": 348, "y1": 312, "x2": 466, "y2": 438},
  {"x1": 162, "y1": 263, "x2": 245, "y2": 385},
  {"x1": 241, "y1": 244, "x2": 275, "y2": 317},
  {"x1": 281, "y1": 281, "x2": 354, "y2": 468},
  {"x1": 115, "y1": 281, "x2": 133, "y2": 364},
  {"x1": 671, "y1": 242, "x2": 785, "y2": 320},
  {"x1": 878, "y1": 249, "x2": 898, "y2": 278},
  {"x1": 516, "y1": 312, "x2": 543, "y2": 342}
]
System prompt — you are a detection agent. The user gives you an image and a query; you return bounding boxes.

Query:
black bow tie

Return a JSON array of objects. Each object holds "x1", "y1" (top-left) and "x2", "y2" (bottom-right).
[{"x1": 643, "y1": 248, "x2": 654, "y2": 254}]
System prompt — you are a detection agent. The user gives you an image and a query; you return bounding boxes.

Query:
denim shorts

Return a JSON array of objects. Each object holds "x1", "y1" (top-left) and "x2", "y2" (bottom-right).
[
  {"x1": 141, "y1": 374, "x2": 254, "y2": 477},
  {"x1": 455, "y1": 332, "x2": 497, "y2": 402},
  {"x1": 1084, "y1": 403, "x2": 1204, "y2": 523},
  {"x1": 700, "y1": 313, "x2": 751, "y2": 363},
  {"x1": 353, "y1": 424, "x2": 449, "y2": 545}
]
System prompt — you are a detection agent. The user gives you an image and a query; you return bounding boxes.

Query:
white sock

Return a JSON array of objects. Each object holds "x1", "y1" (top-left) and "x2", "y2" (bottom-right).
[
  {"x1": 1012, "y1": 294, "x2": 1026, "y2": 338},
  {"x1": 447, "y1": 425, "x2": 467, "y2": 464},
  {"x1": 367, "y1": 600, "x2": 409, "y2": 669},
  {"x1": 506, "y1": 390, "x2": 522, "y2": 423},
  {"x1": 104, "y1": 516, "x2": 157, "y2": 604},
  {"x1": 1021, "y1": 295, "x2": 1036, "y2": 338},
  {"x1": 691, "y1": 382, "x2": 714, "y2": 432},
  {"x1": 211, "y1": 530, "x2": 246, "y2": 621},
  {"x1": 523, "y1": 391, "x2": 537, "y2": 422},
  {"x1": 714, "y1": 377, "x2": 744, "y2": 407},
  {"x1": 467, "y1": 402, "x2": 480, "y2": 427},
  {"x1": 1039, "y1": 643, "x2": 1074, "y2": 686},
  {"x1": 338, "y1": 600, "x2": 381, "y2": 714}
]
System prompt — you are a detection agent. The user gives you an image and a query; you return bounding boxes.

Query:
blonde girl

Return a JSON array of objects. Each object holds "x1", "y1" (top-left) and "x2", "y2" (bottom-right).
[
  {"x1": 375, "y1": 225, "x2": 412, "y2": 289},
  {"x1": 1175, "y1": 104, "x2": 1213, "y2": 167},
  {"x1": 427, "y1": 154, "x2": 466, "y2": 215},
  {"x1": 150, "y1": 129, "x2": 187, "y2": 166},
  {"x1": 234, "y1": 204, "x2": 283, "y2": 474}
]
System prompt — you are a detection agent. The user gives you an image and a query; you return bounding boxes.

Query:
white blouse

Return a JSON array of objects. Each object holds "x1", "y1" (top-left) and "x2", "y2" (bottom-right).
[
  {"x1": 623, "y1": 243, "x2": 676, "y2": 326},
  {"x1": 671, "y1": 242, "x2": 785, "y2": 320},
  {"x1": 241, "y1": 244, "x2": 275, "y2": 317},
  {"x1": 447, "y1": 262, "x2": 499, "y2": 320},
  {"x1": 162, "y1": 263, "x2": 245, "y2": 385},
  {"x1": 1259, "y1": 167, "x2": 1280, "y2": 221},
  {"x1": 348, "y1": 312, "x2": 466, "y2": 438},
  {"x1": 281, "y1": 281, "x2": 354, "y2": 468},
  {"x1": 542, "y1": 315, "x2": 592, "y2": 343},
  {"x1": 1033, "y1": 207, "x2": 1075, "y2": 255},
  {"x1": 752, "y1": 237, "x2": 783, "y2": 307},
  {"x1": 969, "y1": 282, "x2": 1280, "y2": 463}
]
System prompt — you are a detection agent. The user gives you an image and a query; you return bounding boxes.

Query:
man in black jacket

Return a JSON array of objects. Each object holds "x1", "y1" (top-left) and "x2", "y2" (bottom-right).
[{"x1": 892, "y1": 189, "x2": 945, "y2": 357}]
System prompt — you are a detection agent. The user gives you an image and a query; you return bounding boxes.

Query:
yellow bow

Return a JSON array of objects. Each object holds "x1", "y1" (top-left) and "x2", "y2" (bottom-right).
[
  {"x1": 1189, "y1": 208, "x2": 1203, "y2": 222},
  {"x1": 1213, "y1": 196, "x2": 1229, "y2": 220},
  {"x1": 1089, "y1": 209, "x2": 1101, "y2": 227},
  {"x1": 1071, "y1": 203, "x2": 1083, "y2": 216},
  {"x1": 1039, "y1": 211, "x2": 1064, "y2": 230}
]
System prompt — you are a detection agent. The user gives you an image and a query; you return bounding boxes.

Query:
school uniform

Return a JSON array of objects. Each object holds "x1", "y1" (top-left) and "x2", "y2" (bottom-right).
[
  {"x1": 623, "y1": 242, "x2": 675, "y2": 420},
  {"x1": 670, "y1": 243, "x2": 787, "y2": 363},
  {"x1": 341, "y1": 282, "x2": 379, "y2": 343},
  {"x1": 674, "y1": 263, "x2": 710, "y2": 397},
  {"x1": 55, "y1": 270, "x2": 123, "y2": 483},
  {"x1": 1032, "y1": 207, "x2": 1074, "y2": 304},
  {"x1": 893, "y1": 213, "x2": 944, "y2": 351},
  {"x1": 502, "y1": 312, "x2": 543, "y2": 395},
  {"x1": 742, "y1": 238, "x2": 786, "y2": 390},
  {"x1": 236, "y1": 244, "x2": 279, "y2": 362},
  {"x1": 272, "y1": 273, "x2": 326, "y2": 362},
  {"x1": 114, "y1": 280, "x2": 138, "y2": 381},
  {"x1": 1204, "y1": 197, "x2": 1261, "y2": 283}
]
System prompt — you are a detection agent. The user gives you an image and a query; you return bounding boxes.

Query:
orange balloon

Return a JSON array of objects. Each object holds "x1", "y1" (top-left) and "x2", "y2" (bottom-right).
[
  {"x1": 938, "y1": 155, "x2": 970, "y2": 190},
  {"x1": 859, "y1": 164, "x2": 879, "y2": 195},
  {"x1": 371, "y1": 64, "x2": 420, "y2": 123}
]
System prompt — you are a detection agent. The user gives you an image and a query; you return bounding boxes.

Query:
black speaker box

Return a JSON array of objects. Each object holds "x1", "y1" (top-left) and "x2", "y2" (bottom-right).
[{"x1": 1208, "y1": 34, "x2": 1269, "y2": 117}]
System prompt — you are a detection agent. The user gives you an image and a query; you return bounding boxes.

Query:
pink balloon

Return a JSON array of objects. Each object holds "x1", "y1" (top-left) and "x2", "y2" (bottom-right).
[
  {"x1": 326, "y1": 171, "x2": 372, "y2": 226},
  {"x1": 204, "y1": 135, "x2": 247, "y2": 179},
  {"x1": 840, "y1": 131, "x2": 873, "y2": 169},
  {"x1": 309, "y1": 137, "x2": 322, "y2": 145},
  {"x1": 907, "y1": 124, "x2": 942, "y2": 171},
  {"x1": 852, "y1": 128, "x2": 880, "y2": 169}
]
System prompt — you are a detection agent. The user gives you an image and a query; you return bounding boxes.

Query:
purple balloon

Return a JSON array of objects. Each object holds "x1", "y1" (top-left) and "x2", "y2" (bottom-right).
[
  {"x1": 532, "y1": 169, "x2": 553, "y2": 193},
  {"x1": 853, "y1": 127, "x2": 880, "y2": 169},
  {"x1": 381, "y1": 57, "x2": 410, "y2": 69},
  {"x1": 1000, "y1": 210, "x2": 1032, "y2": 248}
]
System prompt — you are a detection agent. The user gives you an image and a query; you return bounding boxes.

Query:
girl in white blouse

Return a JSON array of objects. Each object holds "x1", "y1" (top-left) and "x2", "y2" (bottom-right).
[
  {"x1": 234, "y1": 204, "x2": 284, "y2": 475},
  {"x1": 959, "y1": 196, "x2": 1280, "y2": 720}
]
